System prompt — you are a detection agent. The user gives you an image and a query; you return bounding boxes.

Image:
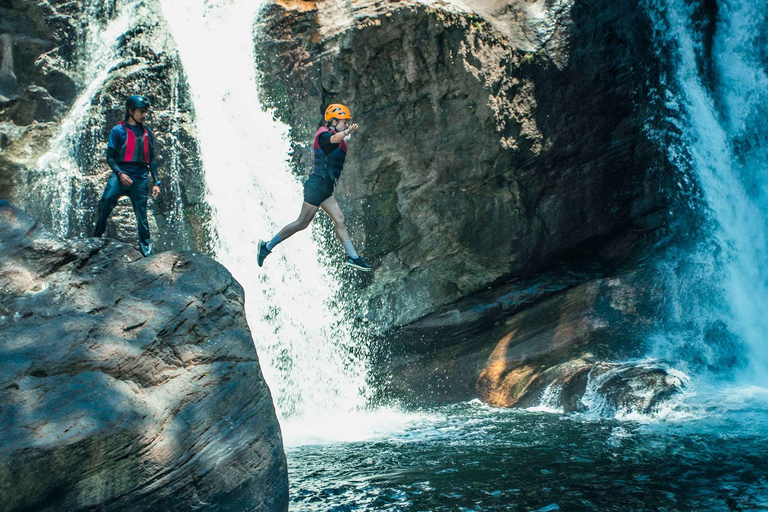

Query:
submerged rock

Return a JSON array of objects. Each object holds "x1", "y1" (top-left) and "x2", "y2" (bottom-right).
[
  {"x1": 576, "y1": 363, "x2": 685, "y2": 416},
  {"x1": 0, "y1": 202, "x2": 288, "y2": 512},
  {"x1": 518, "y1": 360, "x2": 686, "y2": 416}
]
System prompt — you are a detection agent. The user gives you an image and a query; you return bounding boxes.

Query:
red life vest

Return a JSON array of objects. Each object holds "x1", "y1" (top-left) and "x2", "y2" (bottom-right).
[
  {"x1": 312, "y1": 126, "x2": 347, "y2": 182},
  {"x1": 117, "y1": 121, "x2": 150, "y2": 164}
]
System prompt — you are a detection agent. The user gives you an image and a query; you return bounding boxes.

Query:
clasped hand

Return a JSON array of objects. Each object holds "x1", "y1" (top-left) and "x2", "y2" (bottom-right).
[{"x1": 118, "y1": 173, "x2": 160, "y2": 199}]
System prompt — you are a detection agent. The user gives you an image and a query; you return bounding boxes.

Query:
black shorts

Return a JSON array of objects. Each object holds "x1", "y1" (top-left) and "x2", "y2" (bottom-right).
[{"x1": 303, "y1": 174, "x2": 334, "y2": 206}]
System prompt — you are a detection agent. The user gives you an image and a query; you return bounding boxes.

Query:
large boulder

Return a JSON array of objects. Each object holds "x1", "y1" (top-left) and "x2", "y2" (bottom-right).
[
  {"x1": 0, "y1": 201, "x2": 288, "y2": 512},
  {"x1": 502, "y1": 359, "x2": 686, "y2": 416}
]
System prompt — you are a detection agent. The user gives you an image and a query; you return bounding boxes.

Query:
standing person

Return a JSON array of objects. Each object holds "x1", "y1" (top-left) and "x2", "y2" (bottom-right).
[
  {"x1": 94, "y1": 94, "x2": 161, "y2": 257},
  {"x1": 257, "y1": 103, "x2": 372, "y2": 271}
]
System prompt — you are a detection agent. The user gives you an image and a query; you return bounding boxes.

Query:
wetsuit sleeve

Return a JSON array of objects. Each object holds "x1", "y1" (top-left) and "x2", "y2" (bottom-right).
[
  {"x1": 148, "y1": 129, "x2": 159, "y2": 184},
  {"x1": 106, "y1": 147, "x2": 123, "y2": 175},
  {"x1": 150, "y1": 160, "x2": 158, "y2": 184},
  {"x1": 318, "y1": 131, "x2": 338, "y2": 154},
  {"x1": 106, "y1": 126, "x2": 125, "y2": 175},
  {"x1": 108, "y1": 125, "x2": 124, "y2": 150}
]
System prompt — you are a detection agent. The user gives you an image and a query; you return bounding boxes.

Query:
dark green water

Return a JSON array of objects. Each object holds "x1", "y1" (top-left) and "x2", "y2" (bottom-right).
[{"x1": 286, "y1": 395, "x2": 768, "y2": 511}]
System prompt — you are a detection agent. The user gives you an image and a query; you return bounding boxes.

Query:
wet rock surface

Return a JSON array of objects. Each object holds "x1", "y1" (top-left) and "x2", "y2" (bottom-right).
[
  {"x1": 255, "y1": 0, "x2": 675, "y2": 330},
  {"x1": 372, "y1": 263, "x2": 665, "y2": 408},
  {"x1": 255, "y1": 0, "x2": 684, "y2": 412},
  {"x1": 0, "y1": 202, "x2": 288, "y2": 512},
  {"x1": 1, "y1": 0, "x2": 210, "y2": 254},
  {"x1": 514, "y1": 360, "x2": 686, "y2": 416},
  {"x1": 574, "y1": 363, "x2": 685, "y2": 416}
]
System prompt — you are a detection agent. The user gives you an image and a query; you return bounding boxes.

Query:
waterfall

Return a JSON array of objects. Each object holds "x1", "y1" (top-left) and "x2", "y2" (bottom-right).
[
  {"x1": 648, "y1": 0, "x2": 768, "y2": 385},
  {"x1": 160, "y1": 71, "x2": 193, "y2": 250},
  {"x1": 159, "y1": 0, "x2": 374, "y2": 438},
  {"x1": 0, "y1": 34, "x2": 19, "y2": 99}
]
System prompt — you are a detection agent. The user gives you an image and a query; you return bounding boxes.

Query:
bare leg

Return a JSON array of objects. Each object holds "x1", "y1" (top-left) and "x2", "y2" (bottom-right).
[
  {"x1": 320, "y1": 195, "x2": 352, "y2": 243},
  {"x1": 320, "y1": 196, "x2": 371, "y2": 269},
  {"x1": 276, "y1": 201, "x2": 319, "y2": 241}
]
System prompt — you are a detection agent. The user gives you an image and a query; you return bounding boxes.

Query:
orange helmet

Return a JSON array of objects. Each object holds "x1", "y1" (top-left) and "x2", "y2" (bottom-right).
[{"x1": 324, "y1": 103, "x2": 352, "y2": 121}]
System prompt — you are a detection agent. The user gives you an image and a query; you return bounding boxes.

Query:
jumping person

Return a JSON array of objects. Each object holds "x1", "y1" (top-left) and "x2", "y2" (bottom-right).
[
  {"x1": 94, "y1": 94, "x2": 161, "y2": 257},
  {"x1": 257, "y1": 103, "x2": 372, "y2": 271}
]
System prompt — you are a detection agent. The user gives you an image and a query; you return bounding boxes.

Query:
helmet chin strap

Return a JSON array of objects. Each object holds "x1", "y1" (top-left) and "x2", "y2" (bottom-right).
[{"x1": 128, "y1": 109, "x2": 142, "y2": 125}]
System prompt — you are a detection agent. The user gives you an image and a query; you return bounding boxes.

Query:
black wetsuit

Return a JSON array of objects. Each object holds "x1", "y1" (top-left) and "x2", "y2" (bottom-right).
[{"x1": 94, "y1": 122, "x2": 157, "y2": 256}]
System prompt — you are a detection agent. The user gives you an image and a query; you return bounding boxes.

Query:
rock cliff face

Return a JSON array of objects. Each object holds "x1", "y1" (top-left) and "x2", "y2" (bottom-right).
[
  {"x1": 0, "y1": 0, "x2": 211, "y2": 253},
  {"x1": 0, "y1": 202, "x2": 288, "y2": 512},
  {"x1": 255, "y1": 0, "x2": 680, "y2": 408},
  {"x1": 372, "y1": 262, "x2": 673, "y2": 407},
  {"x1": 255, "y1": 0, "x2": 675, "y2": 329},
  {"x1": 2, "y1": 0, "x2": 686, "y2": 420}
]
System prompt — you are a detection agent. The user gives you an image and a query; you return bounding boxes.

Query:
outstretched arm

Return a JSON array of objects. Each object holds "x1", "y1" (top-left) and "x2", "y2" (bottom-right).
[{"x1": 329, "y1": 123, "x2": 358, "y2": 143}]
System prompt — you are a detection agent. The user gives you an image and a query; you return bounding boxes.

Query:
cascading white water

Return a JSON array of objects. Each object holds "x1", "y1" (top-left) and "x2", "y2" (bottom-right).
[
  {"x1": 34, "y1": 1, "x2": 139, "y2": 238},
  {"x1": 157, "y1": 70, "x2": 194, "y2": 251},
  {"x1": 156, "y1": 0, "x2": 768, "y2": 433},
  {"x1": 159, "y1": 0, "x2": 379, "y2": 440},
  {"x1": 647, "y1": 0, "x2": 768, "y2": 385},
  {"x1": 0, "y1": 34, "x2": 17, "y2": 89}
]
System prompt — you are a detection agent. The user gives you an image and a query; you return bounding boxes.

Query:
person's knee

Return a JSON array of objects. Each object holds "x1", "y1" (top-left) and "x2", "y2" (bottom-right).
[
  {"x1": 102, "y1": 187, "x2": 118, "y2": 201},
  {"x1": 298, "y1": 217, "x2": 312, "y2": 230},
  {"x1": 103, "y1": 184, "x2": 123, "y2": 202},
  {"x1": 291, "y1": 215, "x2": 311, "y2": 231}
]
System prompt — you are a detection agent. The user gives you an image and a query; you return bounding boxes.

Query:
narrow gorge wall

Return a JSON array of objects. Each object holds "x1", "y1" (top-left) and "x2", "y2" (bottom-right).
[
  {"x1": 253, "y1": 0, "x2": 686, "y2": 407},
  {"x1": 255, "y1": 0, "x2": 677, "y2": 330}
]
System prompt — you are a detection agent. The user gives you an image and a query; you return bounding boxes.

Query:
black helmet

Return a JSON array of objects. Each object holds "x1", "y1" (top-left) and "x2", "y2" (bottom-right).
[{"x1": 126, "y1": 95, "x2": 150, "y2": 110}]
